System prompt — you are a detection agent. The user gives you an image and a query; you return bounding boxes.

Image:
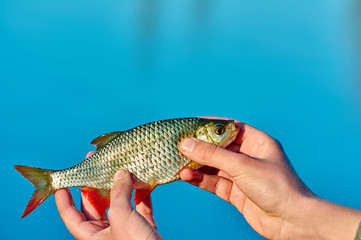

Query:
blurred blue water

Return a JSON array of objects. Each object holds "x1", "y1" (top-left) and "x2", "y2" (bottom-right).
[{"x1": 1, "y1": 0, "x2": 361, "y2": 239}]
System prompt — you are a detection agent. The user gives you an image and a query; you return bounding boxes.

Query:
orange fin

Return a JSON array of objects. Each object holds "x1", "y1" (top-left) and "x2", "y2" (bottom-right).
[
  {"x1": 184, "y1": 160, "x2": 201, "y2": 170},
  {"x1": 91, "y1": 131, "x2": 122, "y2": 151},
  {"x1": 79, "y1": 187, "x2": 110, "y2": 215},
  {"x1": 177, "y1": 161, "x2": 201, "y2": 177},
  {"x1": 134, "y1": 182, "x2": 157, "y2": 205},
  {"x1": 14, "y1": 165, "x2": 54, "y2": 218}
]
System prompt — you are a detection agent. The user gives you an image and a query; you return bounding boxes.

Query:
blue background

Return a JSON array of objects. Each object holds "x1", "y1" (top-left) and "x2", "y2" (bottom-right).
[{"x1": 1, "y1": 0, "x2": 361, "y2": 239}]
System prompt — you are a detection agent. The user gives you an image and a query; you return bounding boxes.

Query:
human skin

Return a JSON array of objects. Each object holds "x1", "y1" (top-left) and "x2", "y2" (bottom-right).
[
  {"x1": 179, "y1": 117, "x2": 361, "y2": 240},
  {"x1": 54, "y1": 151, "x2": 162, "y2": 240},
  {"x1": 55, "y1": 117, "x2": 361, "y2": 240}
]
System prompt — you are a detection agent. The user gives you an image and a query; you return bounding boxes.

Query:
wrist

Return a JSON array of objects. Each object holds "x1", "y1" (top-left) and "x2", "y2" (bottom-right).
[{"x1": 283, "y1": 196, "x2": 361, "y2": 240}]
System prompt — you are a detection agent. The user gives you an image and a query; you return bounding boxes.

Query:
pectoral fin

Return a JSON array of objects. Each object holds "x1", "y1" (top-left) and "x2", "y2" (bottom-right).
[
  {"x1": 176, "y1": 161, "x2": 201, "y2": 177},
  {"x1": 134, "y1": 181, "x2": 157, "y2": 205},
  {"x1": 91, "y1": 131, "x2": 122, "y2": 151},
  {"x1": 183, "y1": 161, "x2": 201, "y2": 170},
  {"x1": 79, "y1": 187, "x2": 110, "y2": 216}
]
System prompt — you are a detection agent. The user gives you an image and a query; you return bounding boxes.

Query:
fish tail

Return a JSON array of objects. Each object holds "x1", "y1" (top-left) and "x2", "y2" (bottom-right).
[{"x1": 14, "y1": 165, "x2": 54, "y2": 218}]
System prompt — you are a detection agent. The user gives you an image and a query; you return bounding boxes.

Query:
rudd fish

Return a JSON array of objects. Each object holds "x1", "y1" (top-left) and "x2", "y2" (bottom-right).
[{"x1": 15, "y1": 117, "x2": 239, "y2": 218}]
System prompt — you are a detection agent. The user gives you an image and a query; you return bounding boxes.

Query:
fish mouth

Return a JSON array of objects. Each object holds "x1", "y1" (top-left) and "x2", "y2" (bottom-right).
[{"x1": 220, "y1": 122, "x2": 240, "y2": 148}]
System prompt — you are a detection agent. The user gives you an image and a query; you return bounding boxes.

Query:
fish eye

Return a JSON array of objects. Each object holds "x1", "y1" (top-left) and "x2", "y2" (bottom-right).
[{"x1": 213, "y1": 124, "x2": 225, "y2": 135}]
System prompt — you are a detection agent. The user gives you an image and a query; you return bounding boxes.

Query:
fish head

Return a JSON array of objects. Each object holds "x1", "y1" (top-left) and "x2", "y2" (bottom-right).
[{"x1": 195, "y1": 119, "x2": 240, "y2": 147}]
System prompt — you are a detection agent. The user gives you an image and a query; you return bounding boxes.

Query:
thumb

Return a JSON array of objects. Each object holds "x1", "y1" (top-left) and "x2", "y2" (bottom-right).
[
  {"x1": 108, "y1": 170, "x2": 133, "y2": 222},
  {"x1": 180, "y1": 138, "x2": 261, "y2": 179}
]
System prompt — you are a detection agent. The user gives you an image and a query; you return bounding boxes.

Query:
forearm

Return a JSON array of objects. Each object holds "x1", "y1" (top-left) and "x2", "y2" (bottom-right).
[{"x1": 284, "y1": 197, "x2": 361, "y2": 240}]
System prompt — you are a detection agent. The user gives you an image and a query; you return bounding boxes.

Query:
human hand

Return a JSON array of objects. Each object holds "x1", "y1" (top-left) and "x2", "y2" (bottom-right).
[
  {"x1": 55, "y1": 152, "x2": 162, "y2": 240},
  {"x1": 180, "y1": 117, "x2": 361, "y2": 239}
]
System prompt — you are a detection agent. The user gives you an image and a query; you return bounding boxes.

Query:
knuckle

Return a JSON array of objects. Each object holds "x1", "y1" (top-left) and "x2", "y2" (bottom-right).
[
  {"x1": 108, "y1": 206, "x2": 126, "y2": 223},
  {"x1": 269, "y1": 137, "x2": 285, "y2": 153},
  {"x1": 260, "y1": 132, "x2": 283, "y2": 149},
  {"x1": 272, "y1": 138, "x2": 282, "y2": 148}
]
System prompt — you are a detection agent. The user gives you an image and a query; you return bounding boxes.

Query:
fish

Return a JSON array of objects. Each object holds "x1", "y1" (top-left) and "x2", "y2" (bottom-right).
[{"x1": 14, "y1": 117, "x2": 239, "y2": 218}]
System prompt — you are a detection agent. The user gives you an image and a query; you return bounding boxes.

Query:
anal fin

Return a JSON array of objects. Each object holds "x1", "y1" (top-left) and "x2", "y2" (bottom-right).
[
  {"x1": 134, "y1": 181, "x2": 157, "y2": 205},
  {"x1": 79, "y1": 187, "x2": 110, "y2": 216}
]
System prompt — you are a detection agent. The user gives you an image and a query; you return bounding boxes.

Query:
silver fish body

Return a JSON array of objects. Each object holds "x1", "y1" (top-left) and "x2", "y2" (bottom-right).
[
  {"x1": 52, "y1": 117, "x2": 201, "y2": 190},
  {"x1": 15, "y1": 117, "x2": 239, "y2": 218}
]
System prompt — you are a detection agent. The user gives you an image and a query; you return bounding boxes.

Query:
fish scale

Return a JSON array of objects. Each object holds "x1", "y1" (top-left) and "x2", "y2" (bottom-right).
[{"x1": 15, "y1": 117, "x2": 239, "y2": 218}]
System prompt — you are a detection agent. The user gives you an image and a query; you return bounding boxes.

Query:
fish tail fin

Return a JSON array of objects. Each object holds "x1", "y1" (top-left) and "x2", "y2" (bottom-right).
[{"x1": 14, "y1": 165, "x2": 54, "y2": 218}]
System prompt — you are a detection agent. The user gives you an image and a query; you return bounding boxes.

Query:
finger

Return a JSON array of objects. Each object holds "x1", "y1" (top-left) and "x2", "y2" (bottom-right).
[
  {"x1": 199, "y1": 116, "x2": 278, "y2": 154},
  {"x1": 226, "y1": 143, "x2": 241, "y2": 153},
  {"x1": 181, "y1": 169, "x2": 249, "y2": 213},
  {"x1": 197, "y1": 166, "x2": 231, "y2": 180},
  {"x1": 198, "y1": 166, "x2": 231, "y2": 179},
  {"x1": 86, "y1": 151, "x2": 96, "y2": 158},
  {"x1": 198, "y1": 166, "x2": 220, "y2": 175},
  {"x1": 136, "y1": 195, "x2": 156, "y2": 229},
  {"x1": 180, "y1": 138, "x2": 260, "y2": 179},
  {"x1": 233, "y1": 123, "x2": 281, "y2": 158},
  {"x1": 54, "y1": 189, "x2": 88, "y2": 239},
  {"x1": 107, "y1": 170, "x2": 133, "y2": 223},
  {"x1": 108, "y1": 171, "x2": 161, "y2": 240},
  {"x1": 180, "y1": 169, "x2": 234, "y2": 202},
  {"x1": 199, "y1": 115, "x2": 232, "y2": 119},
  {"x1": 203, "y1": 118, "x2": 269, "y2": 147}
]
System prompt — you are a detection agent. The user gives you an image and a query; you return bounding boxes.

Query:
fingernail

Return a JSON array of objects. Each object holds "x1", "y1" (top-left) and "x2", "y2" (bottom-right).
[
  {"x1": 114, "y1": 170, "x2": 126, "y2": 180},
  {"x1": 181, "y1": 138, "x2": 195, "y2": 152}
]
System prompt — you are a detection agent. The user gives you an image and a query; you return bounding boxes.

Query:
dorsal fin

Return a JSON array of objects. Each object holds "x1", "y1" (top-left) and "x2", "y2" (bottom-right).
[{"x1": 91, "y1": 131, "x2": 122, "y2": 151}]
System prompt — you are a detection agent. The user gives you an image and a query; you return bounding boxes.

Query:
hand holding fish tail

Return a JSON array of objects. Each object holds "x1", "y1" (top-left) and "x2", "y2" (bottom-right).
[
  {"x1": 180, "y1": 117, "x2": 361, "y2": 240},
  {"x1": 55, "y1": 168, "x2": 162, "y2": 240}
]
